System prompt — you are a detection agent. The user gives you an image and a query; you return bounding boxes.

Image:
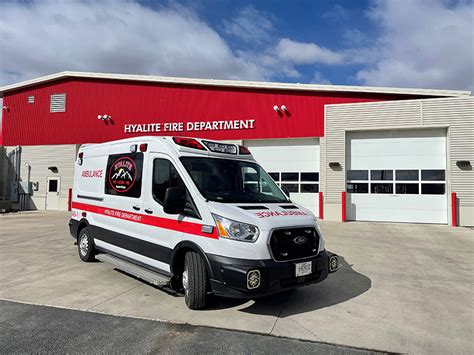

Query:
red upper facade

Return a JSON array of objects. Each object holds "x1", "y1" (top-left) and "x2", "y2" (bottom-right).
[{"x1": 2, "y1": 72, "x2": 461, "y2": 146}]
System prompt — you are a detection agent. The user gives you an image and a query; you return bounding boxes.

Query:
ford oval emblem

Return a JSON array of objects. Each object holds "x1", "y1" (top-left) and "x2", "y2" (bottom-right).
[{"x1": 293, "y1": 236, "x2": 307, "y2": 245}]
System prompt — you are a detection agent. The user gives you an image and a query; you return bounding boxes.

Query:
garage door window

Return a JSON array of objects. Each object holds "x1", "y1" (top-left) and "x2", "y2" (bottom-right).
[
  {"x1": 347, "y1": 169, "x2": 446, "y2": 195},
  {"x1": 347, "y1": 183, "x2": 369, "y2": 193},
  {"x1": 371, "y1": 183, "x2": 393, "y2": 194},
  {"x1": 396, "y1": 170, "x2": 418, "y2": 181},
  {"x1": 421, "y1": 170, "x2": 445, "y2": 181},
  {"x1": 268, "y1": 172, "x2": 319, "y2": 193},
  {"x1": 396, "y1": 183, "x2": 419, "y2": 194},
  {"x1": 422, "y1": 183, "x2": 445, "y2": 195},
  {"x1": 281, "y1": 183, "x2": 299, "y2": 193},
  {"x1": 347, "y1": 170, "x2": 368, "y2": 180},
  {"x1": 347, "y1": 170, "x2": 369, "y2": 193},
  {"x1": 269, "y1": 172, "x2": 280, "y2": 182},
  {"x1": 281, "y1": 172, "x2": 299, "y2": 181},
  {"x1": 371, "y1": 170, "x2": 393, "y2": 180}
]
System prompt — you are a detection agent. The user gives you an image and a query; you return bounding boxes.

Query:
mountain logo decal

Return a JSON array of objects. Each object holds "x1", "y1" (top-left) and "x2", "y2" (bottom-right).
[{"x1": 108, "y1": 156, "x2": 137, "y2": 193}]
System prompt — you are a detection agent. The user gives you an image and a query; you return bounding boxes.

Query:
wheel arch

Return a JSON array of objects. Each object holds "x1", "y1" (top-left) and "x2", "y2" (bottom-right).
[
  {"x1": 76, "y1": 218, "x2": 91, "y2": 239},
  {"x1": 170, "y1": 241, "x2": 214, "y2": 280}
]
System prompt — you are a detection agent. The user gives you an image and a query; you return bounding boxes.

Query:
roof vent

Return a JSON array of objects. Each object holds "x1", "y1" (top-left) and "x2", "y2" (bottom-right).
[{"x1": 50, "y1": 93, "x2": 66, "y2": 112}]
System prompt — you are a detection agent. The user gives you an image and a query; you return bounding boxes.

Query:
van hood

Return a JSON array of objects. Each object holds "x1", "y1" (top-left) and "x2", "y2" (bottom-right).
[{"x1": 207, "y1": 201, "x2": 317, "y2": 231}]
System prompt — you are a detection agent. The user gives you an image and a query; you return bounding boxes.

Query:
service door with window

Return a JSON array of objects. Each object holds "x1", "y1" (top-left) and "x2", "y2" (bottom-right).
[
  {"x1": 46, "y1": 177, "x2": 60, "y2": 210},
  {"x1": 346, "y1": 129, "x2": 447, "y2": 224},
  {"x1": 244, "y1": 139, "x2": 320, "y2": 216}
]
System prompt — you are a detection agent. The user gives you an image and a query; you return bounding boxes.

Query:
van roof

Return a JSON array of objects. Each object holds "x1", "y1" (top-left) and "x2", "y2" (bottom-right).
[{"x1": 80, "y1": 136, "x2": 255, "y2": 160}]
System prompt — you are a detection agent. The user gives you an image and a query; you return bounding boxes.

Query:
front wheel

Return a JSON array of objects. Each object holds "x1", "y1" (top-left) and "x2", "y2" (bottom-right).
[
  {"x1": 77, "y1": 227, "x2": 95, "y2": 262},
  {"x1": 183, "y1": 251, "x2": 208, "y2": 310}
]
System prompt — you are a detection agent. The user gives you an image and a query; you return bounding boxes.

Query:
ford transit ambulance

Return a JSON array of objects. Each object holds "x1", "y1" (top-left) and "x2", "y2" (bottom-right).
[{"x1": 69, "y1": 136, "x2": 339, "y2": 309}]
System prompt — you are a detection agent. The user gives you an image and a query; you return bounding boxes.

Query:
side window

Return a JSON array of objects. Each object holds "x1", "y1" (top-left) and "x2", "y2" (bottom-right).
[
  {"x1": 153, "y1": 159, "x2": 186, "y2": 204},
  {"x1": 105, "y1": 153, "x2": 143, "y2": 198}
]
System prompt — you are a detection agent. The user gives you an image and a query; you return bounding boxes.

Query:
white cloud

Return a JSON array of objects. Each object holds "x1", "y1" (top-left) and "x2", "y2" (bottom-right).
[
  {"x1": 222, "y1": 6, "x2": 275, "y2": 44},
  {"x1": 310, "y1": 71, "x2": 331, "y2": 85},
  {"x1": 0, "y1": 0, "x2": 265, "y2": 86},
  {"x1": 355, "y1": 0, "x2": 474, "y2": 90},
  {"x1": 275, "y1": 38, "x2": 343, "y2": 65}
]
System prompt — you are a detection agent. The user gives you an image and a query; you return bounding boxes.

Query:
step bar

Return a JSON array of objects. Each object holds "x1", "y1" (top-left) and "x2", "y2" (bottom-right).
[{"x1": 97, "y1": 253, "x2": 170, "y2": 287}]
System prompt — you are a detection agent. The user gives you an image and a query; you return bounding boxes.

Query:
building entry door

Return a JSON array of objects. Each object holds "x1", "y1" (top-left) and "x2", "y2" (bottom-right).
[{"x1": 46, "y1": 177, "x2": 61, "y2": 210}]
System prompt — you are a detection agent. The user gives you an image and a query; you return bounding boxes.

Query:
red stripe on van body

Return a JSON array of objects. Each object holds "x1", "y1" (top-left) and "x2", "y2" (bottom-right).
[{"x1": 71, "y1": 202, "x2": 218, "y2": 239}]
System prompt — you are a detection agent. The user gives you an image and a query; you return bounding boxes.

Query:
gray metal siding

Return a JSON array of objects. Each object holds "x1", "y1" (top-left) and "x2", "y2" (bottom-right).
[
  {"x1": 323, "y1": 97, "x2": 474, "y2": 225},
  {"x1": 5, "y1": 144, "x2": 76, "y2": 210}
]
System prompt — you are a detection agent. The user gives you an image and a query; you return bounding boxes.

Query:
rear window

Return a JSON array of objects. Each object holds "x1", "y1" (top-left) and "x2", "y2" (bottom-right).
[{"x1": 105, "y1": 153, "x2": 143, "y2": 198}]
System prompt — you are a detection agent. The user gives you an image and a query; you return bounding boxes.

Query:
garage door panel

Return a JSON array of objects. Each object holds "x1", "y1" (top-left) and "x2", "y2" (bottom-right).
[
  {"x1": 346, "y1": 129, "x2": 448, "y2": 224},
  {"x1": 245, "y1": 139, "x2": 320, "y2": 217},
  {"x1": 348, "y1": 195, "x2": 447, "y2": 223},
  {"x1": 350, "y1": 156, "x2": 446, "y2": 170}
]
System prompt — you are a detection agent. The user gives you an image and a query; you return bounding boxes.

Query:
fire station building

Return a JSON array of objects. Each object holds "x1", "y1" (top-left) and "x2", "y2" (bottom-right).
[{"x1": 0, "y1": 72, "x2": 472, "y2": 226}]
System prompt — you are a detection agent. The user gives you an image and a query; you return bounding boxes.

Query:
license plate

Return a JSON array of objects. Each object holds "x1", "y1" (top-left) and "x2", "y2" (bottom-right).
[{"x1": 295, "y1": 261, "x2": 312, "y2": 277}]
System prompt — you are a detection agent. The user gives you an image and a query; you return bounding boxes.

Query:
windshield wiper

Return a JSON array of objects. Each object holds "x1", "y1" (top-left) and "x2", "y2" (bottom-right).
[{"x1": 203, "y1": 191, "x2": 228, "y2": 202}]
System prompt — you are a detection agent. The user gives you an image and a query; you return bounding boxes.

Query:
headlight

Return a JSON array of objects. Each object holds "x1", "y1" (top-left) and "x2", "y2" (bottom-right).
[
  {"x1": 212, "y1": 214, "x2": 259, "y2": 242},
  {"x1": 315, "y1": 222, "x2": 325, "y2": 252}
]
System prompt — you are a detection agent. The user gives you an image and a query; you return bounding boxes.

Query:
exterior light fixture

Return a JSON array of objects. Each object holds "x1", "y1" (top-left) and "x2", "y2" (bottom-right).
[
  {"x1": 281, "y1": 105, "x2": 288, "y2": 111},
  {"x1": 456, "y1": 160, "x2": 471, "y2": 167},
  {"x1": 273, "y1": 105, "x2": 280, "y2": 112},
  {"x1": 98, "y1": 114, "x2": 112, "y2": 121},
  {"x1": 329, "y1": 162, "x2": 341, "y2": 169}
]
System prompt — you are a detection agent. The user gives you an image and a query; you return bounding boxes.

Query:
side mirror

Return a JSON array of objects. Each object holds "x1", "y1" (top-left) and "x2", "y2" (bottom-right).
[{"x1": 163, "y1": 187, "x2": 186, "y2": 214}]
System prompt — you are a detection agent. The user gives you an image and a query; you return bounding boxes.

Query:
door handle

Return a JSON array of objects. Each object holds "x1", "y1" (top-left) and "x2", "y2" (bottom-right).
[
  {"x1": 132, "y1": 205, "x2": 141, "y2": 211},
  {"x1": 144, "y1": 208, "x2": 153, "y2": 214}
]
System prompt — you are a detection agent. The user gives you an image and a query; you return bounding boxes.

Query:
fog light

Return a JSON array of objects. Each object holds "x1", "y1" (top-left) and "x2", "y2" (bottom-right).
[
  {"x1": 247, "y1": 270, "x2": 261, "y2": 289},
  {"x1": 329, "y1": 255, "x2": 339, "y2": 272}
]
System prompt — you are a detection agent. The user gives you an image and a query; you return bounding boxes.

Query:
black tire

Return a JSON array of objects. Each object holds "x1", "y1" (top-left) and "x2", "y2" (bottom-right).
[
  {"x1": 77, "y1": 227, "x2": 95, "y2": 262},
  {"x1": 183, "y1": 251, "x2": 208, "y2": 310}
]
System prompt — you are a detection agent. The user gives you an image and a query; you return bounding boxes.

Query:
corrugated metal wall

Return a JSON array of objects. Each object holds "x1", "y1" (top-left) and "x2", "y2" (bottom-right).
[
  {"x1": 322, "y1": 96, "x2": 474, "y2": 226},
  {"x1": 1, "y1": 78, "x2": 403, "y2": 146}
]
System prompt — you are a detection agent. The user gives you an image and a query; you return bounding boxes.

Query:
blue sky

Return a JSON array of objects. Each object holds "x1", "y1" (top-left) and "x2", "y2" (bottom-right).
[{"x1": 0, "y1": 0, "x2": 473, "y2": 91}]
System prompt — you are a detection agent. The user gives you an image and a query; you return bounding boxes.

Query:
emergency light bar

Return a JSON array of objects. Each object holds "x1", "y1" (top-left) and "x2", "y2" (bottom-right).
[
  {"x1": 172, "y1": 137, "x2": 207, "y2": 150},
  {"x1": 172, "y1": 136, "x2": 251, "y2": 155},
  {"x1": 202, "y1": 140, "x2": 237, "y2": 154}
]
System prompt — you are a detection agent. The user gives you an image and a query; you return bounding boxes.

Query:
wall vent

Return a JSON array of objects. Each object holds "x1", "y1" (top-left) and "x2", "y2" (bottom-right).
[
  {"x1": 28, "y1": 95, "x2": 35, "y2": 104},
  {"x1": 50, "y1": 93, "x2": 66, "y2": 112}
]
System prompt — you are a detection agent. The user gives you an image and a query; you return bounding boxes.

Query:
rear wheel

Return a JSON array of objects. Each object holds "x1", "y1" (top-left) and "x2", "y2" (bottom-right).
[
  {"x1": 78, "y1": 227, "x2": 95, "y2": 262},
  {"x1": 183, "y1": 251, "x2": 208, "y2": 310}
]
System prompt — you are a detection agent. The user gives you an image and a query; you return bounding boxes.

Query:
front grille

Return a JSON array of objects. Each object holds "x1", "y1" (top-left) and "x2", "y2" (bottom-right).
[{"x1": 269, "y1": 227, "x2": 319, "y2": 262}]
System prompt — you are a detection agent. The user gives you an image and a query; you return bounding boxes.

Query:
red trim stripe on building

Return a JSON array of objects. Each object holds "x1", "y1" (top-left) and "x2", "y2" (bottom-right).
[{"x1": 71, "y1": 201, "x2": 219, "y2": 239}]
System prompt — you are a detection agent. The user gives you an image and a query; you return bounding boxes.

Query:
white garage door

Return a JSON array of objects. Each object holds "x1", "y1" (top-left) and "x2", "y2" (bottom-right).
[
  {"x1": 244, "y1": 139, "x2": 320, "y2": 217},
  {"x1": 346, "y1": 128, "x2": 447, "y2": 224}
]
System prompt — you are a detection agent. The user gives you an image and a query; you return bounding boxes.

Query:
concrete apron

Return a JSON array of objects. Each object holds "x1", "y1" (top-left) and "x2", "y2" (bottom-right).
[{"x1": 0, "y1": 212, "x2": 472, "y2": 354}]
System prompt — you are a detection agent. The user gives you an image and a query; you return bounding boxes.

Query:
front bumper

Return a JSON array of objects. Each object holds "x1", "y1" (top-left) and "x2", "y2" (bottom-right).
[{"x1": 207, "y1": 250, "x2": 338, "y2": 298}]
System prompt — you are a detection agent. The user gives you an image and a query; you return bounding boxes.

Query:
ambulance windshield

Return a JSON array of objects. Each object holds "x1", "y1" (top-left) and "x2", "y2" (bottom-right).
[{"x1": 180, "y1": 157, "x2": 289, "y2": 203}]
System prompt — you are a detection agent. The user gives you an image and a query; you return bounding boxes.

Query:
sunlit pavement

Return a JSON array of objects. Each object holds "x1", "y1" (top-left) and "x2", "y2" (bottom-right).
[{"x1": 0, "y1": 211, "x2": 472, "y2": 354}]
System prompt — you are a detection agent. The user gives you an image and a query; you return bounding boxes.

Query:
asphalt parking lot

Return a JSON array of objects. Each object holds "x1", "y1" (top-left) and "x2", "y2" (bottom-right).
[
  {"x1": 0, "y1": 211, "x2": 472, "y2": 354},
  {"x1": 0, "y1": 300, "x2": 382, "y2": 354}
]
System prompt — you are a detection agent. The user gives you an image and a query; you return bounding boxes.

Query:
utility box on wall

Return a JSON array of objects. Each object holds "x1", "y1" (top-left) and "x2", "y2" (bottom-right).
[{"x1": 19, "y1": 181, "x2": 33, "y2": 195}]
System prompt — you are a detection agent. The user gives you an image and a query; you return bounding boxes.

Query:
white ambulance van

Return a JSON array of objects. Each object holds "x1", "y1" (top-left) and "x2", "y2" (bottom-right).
[{"x1": 69, "y1": 136, "x2": 338, "y2": 309}]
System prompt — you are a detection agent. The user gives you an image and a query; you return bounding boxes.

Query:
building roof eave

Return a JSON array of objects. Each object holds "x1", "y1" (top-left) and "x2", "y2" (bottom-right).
[{"x1": 0, "y1": 71, "x2": 471, "y2": 98}]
